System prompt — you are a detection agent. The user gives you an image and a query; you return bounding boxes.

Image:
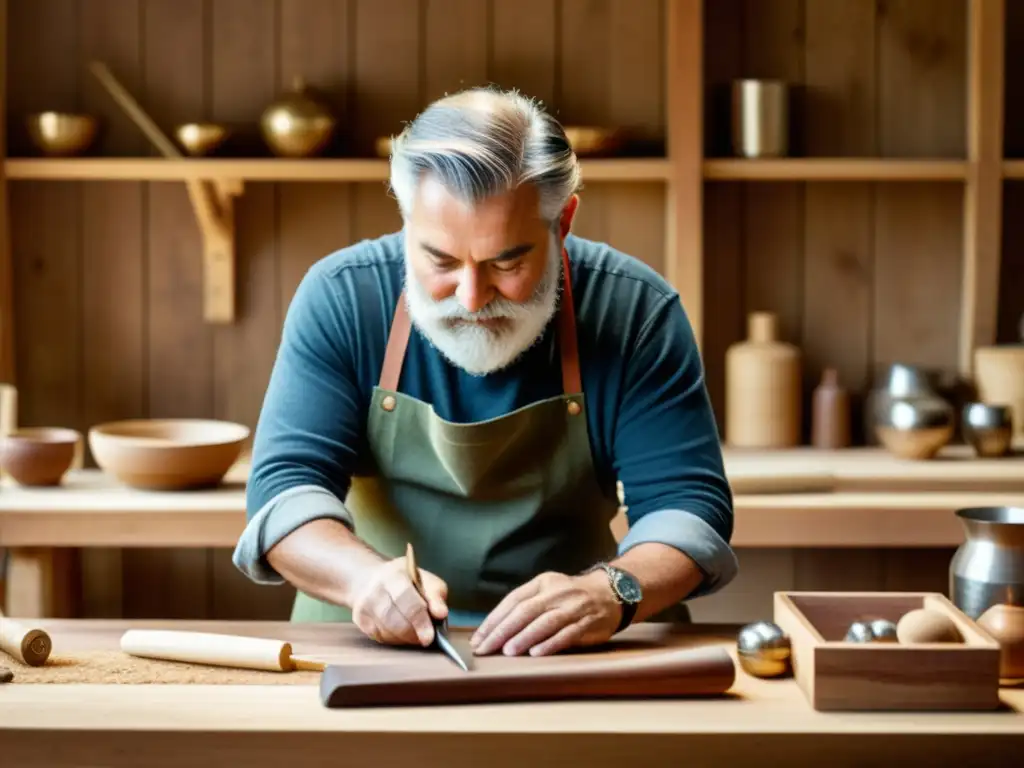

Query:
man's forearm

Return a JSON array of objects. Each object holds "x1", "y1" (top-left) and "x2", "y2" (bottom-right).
[
  {"x1": 265, "y1": 519, "x2": 386, "y2": 608},
  {"x1": 609, "y1": 542, "x2": 703, "y2": 622}
]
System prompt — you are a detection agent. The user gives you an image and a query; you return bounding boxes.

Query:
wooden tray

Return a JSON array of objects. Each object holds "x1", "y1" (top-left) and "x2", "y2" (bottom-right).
[{"x1": 773, "y1": 591, "x2": 1002, "y2": 712}]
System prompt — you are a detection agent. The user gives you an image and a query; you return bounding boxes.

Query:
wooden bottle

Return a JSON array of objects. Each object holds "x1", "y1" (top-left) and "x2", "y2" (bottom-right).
[
  {"x1": 811, "y1": 368, "x2": 851, "y2": 449},
  {"x1": 725, "y1": 312, "x2": 801, "y2": 448}
]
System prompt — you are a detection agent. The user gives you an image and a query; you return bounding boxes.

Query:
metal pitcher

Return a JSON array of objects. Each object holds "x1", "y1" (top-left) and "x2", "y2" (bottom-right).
[{"x1": 950, "y1": 506, "x2": 1024, "y2": 619}]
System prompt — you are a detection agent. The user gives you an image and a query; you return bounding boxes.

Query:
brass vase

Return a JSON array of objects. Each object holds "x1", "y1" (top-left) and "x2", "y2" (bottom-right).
[{"x1": 259, "y1": 77, "x2": 336, "y2": 158}]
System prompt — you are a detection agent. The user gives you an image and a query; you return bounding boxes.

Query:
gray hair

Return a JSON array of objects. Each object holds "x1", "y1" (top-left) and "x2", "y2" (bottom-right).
[{"x1": 388, "y1": 87, "x2": 581, "y2": 226}]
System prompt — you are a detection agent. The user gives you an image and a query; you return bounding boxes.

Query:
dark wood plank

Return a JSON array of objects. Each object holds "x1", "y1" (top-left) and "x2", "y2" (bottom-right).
[
  {"x1": 7, "y1": 0, "x2": 82, "y2": 432},
  {"x1": 279, "y1": 184, "x2": 354, "y2": 309},
  {"x1": 999, "y1": 183, "x2": 1024, "y2": 344},
  {"x1": 794, "y1": 549, "x2": 887, "y2": 592},
  {"x1": 739, "y1": 0, "x2": 804, "y2": 351},
  {"x1": 701, "y1": 0, "x2": 744, "y2": 426},
  {"x1": 352, "y1": 0, "x2": 422, "y2": 155},
  {"x1": 278, "y1": 0, "x2": 354, "y2": 308},
  {"x1": 79, "y1": 0, "x2": 146, "y2": 156},
  {"x1": 351, "y1": 0, "x2": 420, "y2": 238},
  {"x1": 803, "y1": 0, "x2": 876, "y2": 157},
  {"x1": 210, "y1": 0, "x2": 280, "y2": 432},
  {"x1": 1003, "y1": 0, "x2": 1024, "y2": 158},
  {"x1": 279, "y1": 0, "x2": 350, "y2": 155},
  {"x1": 123, "y1": 0, "x2": 214, "y2": 621},
  {"x1": 877, "y1": 0, "x2": 966, "y2": 157},
  {"x1": 209, "y1": 0, "x2": 287, "y2": 621},
  {"x1": 559, "y1": 1, "x2": 665, "y2": 272},
  {"x1": 424, "y1": 0, "x2": 489, "y2": 103},
  {"x1": 0, "y1": 0, "x2": 13, "y2": 387},
  {"x1": 490, "y1": 0, "x2": 557, "y2": 107},
  {"x1": 795, "y1": 0, "x2": 884, "y2": 594},
  {"x1": 802, "y1": 184, "x2": 873, "y2": 428},
  {"x1": 352, "y1": 183, "x2": 404, "y2": 241},
  {"x1": 5, "y1": 0, "x2": 80, "y2": 155},
  {"x1": 873, "y1": 184, "x2": 965, "y2": 371},
  {"x1": 874, "y1": 0, "x2": 966, "y2": 373},
  {"x1": 76, "y1": 0, "x2": 147, "y2": 621},
  {"x1": 801, "y1": 0, "x2": 876, "y2": 430}
]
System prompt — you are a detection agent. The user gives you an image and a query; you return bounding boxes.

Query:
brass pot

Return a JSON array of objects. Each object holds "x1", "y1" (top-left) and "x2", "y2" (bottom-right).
[{"x1": 260, "y1": 77, "x2": 336, "y2": 158}]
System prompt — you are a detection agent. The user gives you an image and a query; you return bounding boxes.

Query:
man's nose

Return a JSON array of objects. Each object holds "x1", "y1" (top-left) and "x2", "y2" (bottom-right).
[{"x1": 456, "y1": 265, "x2": 489, "y2": 313}]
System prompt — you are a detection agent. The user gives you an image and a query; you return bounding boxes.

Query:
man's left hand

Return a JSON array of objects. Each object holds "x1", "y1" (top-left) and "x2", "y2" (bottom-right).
[{"x1": 469, "y1": 570, "x2": 621, "y2": 657}]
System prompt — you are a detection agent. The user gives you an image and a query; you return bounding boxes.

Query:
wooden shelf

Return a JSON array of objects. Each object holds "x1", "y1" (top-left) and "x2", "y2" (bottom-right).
[
  {"x1": 1001, "y1": 160, "x2": 1024, "y2": 178},
  {"x1": 3, "y1": 157, "x2": 672, "y2": 182},
  {"x1": 702, "y1": 158, "x2": 969, "y2": 181}
]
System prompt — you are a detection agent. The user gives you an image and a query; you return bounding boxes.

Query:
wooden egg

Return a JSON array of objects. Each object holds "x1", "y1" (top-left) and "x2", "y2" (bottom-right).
[{"x1": 896, "y1": 608, "x2": 963, "y2": 644}]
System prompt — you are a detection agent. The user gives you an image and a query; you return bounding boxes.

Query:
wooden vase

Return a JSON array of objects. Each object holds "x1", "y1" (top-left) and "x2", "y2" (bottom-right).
[
  {"x1": 725, "y1": 312, "x2": 802, "y2": 448},
  {"x1": 973, "y1": 345, "x2": 1024, "y2": 444},
  {"x1": 811, "y1": 368, "x2": 851, "y2": 449}
]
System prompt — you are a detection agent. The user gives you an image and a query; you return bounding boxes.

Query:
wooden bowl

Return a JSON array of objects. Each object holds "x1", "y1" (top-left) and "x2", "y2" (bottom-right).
[
  {"x1": 25, "y1": 112, "x2": 98, "y2": 156},
  {"x1": 0, "y1": 427, "x2": 80, "y2": 486},
  {"x1": 89, "y1": 419, "x2": 250, "y2": 491}
]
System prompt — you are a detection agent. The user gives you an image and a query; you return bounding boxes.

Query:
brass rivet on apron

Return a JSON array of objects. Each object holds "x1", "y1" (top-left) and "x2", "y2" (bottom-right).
[
  {"x1": 567, "y1": 400, "x2": 581, "y2": 416},
  {"x1": 382, "y1": 395, "x2": 396, "y2": 411}
]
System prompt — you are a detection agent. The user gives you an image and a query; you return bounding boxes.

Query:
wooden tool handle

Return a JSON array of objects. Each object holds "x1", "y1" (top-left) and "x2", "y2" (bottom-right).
[
  {"x1": 322, "y1": 644, "x2": 736, "y2": 707},
  {"x1": 0, "y1": 617, "x2": 52, "y2": 666},
  {"x1": 405, "y1": 542, "x2": 423, "y2": 593},
  {"x1": 120, "y1": 629, "x2": 323, "y2": 673}
]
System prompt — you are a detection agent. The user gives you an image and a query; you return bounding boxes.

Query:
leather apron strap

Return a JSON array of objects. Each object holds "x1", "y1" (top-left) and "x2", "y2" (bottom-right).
[{"x1": 380, "y1": 247, "x2": 580, "y2": 394}]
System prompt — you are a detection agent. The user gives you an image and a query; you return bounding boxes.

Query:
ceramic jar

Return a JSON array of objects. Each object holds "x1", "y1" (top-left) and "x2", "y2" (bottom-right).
[{"x1": 725, "y1": 312, "x2": 801, "y2": 448}]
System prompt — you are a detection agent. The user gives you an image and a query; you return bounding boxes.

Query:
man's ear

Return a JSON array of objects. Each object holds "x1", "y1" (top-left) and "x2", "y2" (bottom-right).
[{"x1": 559, "y1": 195, "x2": 579, "y2": 238}]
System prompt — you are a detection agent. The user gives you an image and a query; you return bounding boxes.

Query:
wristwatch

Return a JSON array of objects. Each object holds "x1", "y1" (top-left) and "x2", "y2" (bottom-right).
[{"x1": 588, "y1": 562, "x2": 643, "y2": 633}]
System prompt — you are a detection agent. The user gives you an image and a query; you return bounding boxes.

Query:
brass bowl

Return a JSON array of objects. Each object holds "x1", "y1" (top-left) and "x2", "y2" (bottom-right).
[
  {"x1": 89, "y1": 418, "x2": 250, "y2": 491},
  {"x1": 25, "y1": 112, "x2": 98, "y2": 156},
  {"x1": 562, "y1": 126, "x2": 624, "y2": 157},
  {"x1": 175, "y1": 122, "x2": 230, "y2": 156}
]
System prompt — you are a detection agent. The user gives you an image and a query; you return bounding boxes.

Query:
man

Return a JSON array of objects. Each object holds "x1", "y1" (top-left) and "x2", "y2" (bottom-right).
[{"x1": 233, "y1": 87, "x2": 737, "y2": 658}]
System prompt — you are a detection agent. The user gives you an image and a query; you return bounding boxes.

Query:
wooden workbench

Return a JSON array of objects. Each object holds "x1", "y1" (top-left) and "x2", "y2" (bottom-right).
[{"x1": 0, "y1": 619, "x2": 1021, "y2": 766}]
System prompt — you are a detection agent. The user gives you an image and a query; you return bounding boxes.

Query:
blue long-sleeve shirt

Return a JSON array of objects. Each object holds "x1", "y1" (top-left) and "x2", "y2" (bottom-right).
[{"x1": 233, "y1": 231, "x2": 738, "y2": 600}]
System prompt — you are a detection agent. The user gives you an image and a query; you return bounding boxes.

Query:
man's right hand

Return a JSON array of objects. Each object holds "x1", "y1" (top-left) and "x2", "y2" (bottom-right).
[{"x1": 349, "y1": 556, "x2": 449, "y2": 646}]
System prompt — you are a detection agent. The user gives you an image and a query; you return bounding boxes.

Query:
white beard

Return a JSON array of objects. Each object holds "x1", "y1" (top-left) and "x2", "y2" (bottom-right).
[{"x1": 404, "y1": 232, "x2": 563, "y2": 376}]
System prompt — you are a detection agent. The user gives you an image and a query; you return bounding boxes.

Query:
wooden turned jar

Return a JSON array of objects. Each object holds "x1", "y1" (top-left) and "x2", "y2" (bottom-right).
[
  {"x1": 725, "y1": 312, "x2": 802, "y2": 448},
  {"x1": 811, "y1": 368, "x2": 851, "y2": 449}
]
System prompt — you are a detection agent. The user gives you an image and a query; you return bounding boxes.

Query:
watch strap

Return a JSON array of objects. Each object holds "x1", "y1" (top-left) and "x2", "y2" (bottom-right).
[
  {"x1": 616, "y1": 599, "x2": 638, "y2": 633},
  {"x1": 589, "y1": 563, "x2": 641, "y2": 633}
]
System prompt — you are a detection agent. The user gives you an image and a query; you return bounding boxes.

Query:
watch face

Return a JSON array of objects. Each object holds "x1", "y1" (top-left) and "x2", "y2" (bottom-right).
[{"x1": 611, "y1": 569, "x2": 643, "y2": 603}]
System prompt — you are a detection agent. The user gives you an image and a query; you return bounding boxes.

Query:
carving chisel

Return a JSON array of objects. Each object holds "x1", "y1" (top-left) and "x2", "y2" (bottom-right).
[{"x1": 405, "y1": 543, "x2": 472, "y2": 671}]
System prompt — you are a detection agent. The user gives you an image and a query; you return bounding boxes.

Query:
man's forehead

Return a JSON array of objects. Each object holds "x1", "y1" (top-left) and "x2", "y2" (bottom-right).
[{"x1": 412, "y1": 176, "x2": 542, "y2": 226}]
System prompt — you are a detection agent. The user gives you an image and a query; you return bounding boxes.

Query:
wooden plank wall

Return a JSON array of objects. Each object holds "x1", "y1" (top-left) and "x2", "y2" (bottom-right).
[
  {"x1": 1001, "y1": 0, "x2": 1024, "y2": 343},
  {"x1": 4, "y1": 0, "x2": 666, "y2": 621},
  {"x1": 4, "y1": 0, "x2": 1022, "y2": 624}
]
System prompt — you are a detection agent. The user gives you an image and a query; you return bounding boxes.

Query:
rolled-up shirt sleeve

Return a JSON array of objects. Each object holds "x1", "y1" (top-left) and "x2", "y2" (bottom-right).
[
  {"x1": 613, "y1": 294, "x2": 738, "y2": 599},
  {"x1": 232, "y1": 266, "x2": 365, "y2": 585}
]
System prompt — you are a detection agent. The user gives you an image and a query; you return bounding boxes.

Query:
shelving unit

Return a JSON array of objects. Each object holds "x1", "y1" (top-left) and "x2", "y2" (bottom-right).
[{"x1": 0, "y1": 0, "x2": 1012, "y2": 372}]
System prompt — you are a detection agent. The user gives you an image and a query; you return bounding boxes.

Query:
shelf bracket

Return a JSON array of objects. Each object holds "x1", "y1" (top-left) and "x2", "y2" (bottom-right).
[{"x1": 184, "y1": 177, "x2": 242, "y2": 323}]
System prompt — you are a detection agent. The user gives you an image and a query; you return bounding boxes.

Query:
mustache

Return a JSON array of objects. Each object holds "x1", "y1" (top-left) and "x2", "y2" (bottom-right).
[{"x1": 426, "y1": 295, "x2": 534, "y2": 321}]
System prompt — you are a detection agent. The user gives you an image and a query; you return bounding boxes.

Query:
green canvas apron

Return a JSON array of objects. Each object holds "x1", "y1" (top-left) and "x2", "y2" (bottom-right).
[{"x1": 291, "y1": 247, "x2": 691, "y2": 627}]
